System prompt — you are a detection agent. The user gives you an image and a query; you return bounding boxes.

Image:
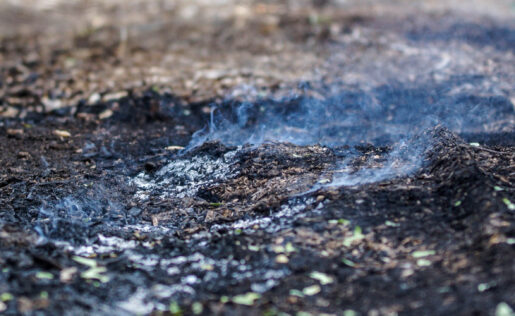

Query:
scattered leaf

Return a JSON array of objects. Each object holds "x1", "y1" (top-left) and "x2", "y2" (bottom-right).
[
  {"x1": 248, "y1": 244, "x2": 260, "y2": 252},
  {"x1": 478, "y1": 281, "x2": 497, "y2": 292},
  {"x1": 437, "y1": 286, "x2": 451, "y2": 293},
  {"x1": 232, "y1": 292, "x2": 261, "y2": 306},
  {"x1": 289, "y1": 289, "x2": 304, "y2": 297},
  {"x1": 72, "y1": 256, "x2": 98, "y2": 268},
  {"x1": 343, "y1": 226, "x2": 364, "y2": 247},
  {"x1": 165, "y1": 146, "x2": 185, "y2": 151},
  {"x1": 417, "y1": 259, "x2": 432, "y2": 267},
  {"x1": 0, "y1": 293, "x2": 13, "y2": 302},
  {"x1": 502, "y1": 198, "x2": 515, "y2": 211},
  {"x1": 53, "y1": 129, "x2": 71, "y2": 138},
  {"x1": 496, "y1": 302, "x2": 514, "y2": 316},
  {"x1": 338, "y1": 218, "x2": 350, "y2": 225},
  {"x1": 285, "y1": 242, "x2": 296, "y2": 253},
  {"x1": 342, "y1": 258, "x2": 356, "y2": 267},
  {"x1": 81, "y1": 267, "x2": 109, "y2": 283},
  {"x1": 200, "y1": 264, "x2": 214, "y2": 271},
  {"x1": 59, "y1": 268, "x2": 78, "y2": 283},
  {"x1": 343, "y1": 310, "x2": 358, "y2": 316},
  {"x1": 302, "y1": 285, "x2": 321, "y2": 296},
  {"x1": 309, "y1": 271, "x2": 334, "y2": 285},
  {"x1": 276, "y1": 254, "x2": 289, "y2": 264},
  {"x1": 98, "y1": 109, "x2": 113, "y2": 120},
  {"x1": 192, "y1": 302, "x2": 203, "y2": 315},
  {"x1": 36, "y1": 272, "x2": 54, "y2": 280},
  {"x1": 385, "y1": 220, "x2": 400, "y2": 227},
  {"x1": 329, "y1": 218, "x2": 350, "y2": 225},
  {"x1": 412, "y1": 250, "x2": 436, "y2": 258},
  {"x1": 169, "y1": 301, "x2": 182, "y2": 316},
  {"x1": 273, "y1": 245, "x2": 285, "y2": 253},
  {"x1": 454, "y1": 201, "x2": 462, "y2": 207}
]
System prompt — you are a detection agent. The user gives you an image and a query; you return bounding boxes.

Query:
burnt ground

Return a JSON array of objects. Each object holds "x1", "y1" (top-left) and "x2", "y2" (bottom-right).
[{"x1": 0, "y1": 1, "x2": 515, "y2": 315}]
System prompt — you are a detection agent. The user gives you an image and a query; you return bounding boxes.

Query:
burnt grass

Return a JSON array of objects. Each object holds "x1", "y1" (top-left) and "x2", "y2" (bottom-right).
[{"x1": 0, "y1": 89, "x2": 514, "y2": 316}]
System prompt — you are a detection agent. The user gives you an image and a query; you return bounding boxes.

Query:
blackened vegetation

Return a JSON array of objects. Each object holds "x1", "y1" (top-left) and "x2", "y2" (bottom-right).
[{"x1": 0, "y1": 86, "x2": 514, "y2": 315}]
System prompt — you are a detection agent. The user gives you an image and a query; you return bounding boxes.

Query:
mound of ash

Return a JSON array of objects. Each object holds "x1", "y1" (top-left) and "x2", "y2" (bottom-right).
[{"x1": 131, "y1": 142, "x2": 337, "y2": 227}]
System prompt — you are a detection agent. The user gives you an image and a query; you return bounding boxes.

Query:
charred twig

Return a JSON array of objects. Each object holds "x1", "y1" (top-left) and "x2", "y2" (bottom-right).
[{"x1": 459, "y1": 144, "x2": 505, "y2": 155}]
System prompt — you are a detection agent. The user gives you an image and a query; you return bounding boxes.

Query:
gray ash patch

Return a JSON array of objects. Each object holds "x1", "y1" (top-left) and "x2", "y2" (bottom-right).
[{"x1": 132, "y1": 149, "x2": 239, "y2": 201}]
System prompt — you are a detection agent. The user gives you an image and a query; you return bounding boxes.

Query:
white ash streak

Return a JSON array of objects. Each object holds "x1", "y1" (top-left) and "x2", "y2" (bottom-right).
[{"x1": 209, "y1": 197, "x2": 320, "y2": 234}]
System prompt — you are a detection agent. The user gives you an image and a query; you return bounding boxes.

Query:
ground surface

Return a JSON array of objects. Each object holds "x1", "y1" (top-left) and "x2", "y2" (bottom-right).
[{"x1": 0, "y1": 0, "x2": 514, "y2": 315}]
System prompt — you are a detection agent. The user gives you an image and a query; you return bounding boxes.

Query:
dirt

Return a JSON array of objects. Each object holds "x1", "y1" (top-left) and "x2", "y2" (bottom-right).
[{"x1": 0, "y1": 1, "x2": 514, "y2": 315}]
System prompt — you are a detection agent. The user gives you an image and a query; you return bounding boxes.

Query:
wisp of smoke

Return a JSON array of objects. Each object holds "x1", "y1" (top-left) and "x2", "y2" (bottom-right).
[{"x1": 186, "y1": 78, "x2": 513, "y2": 186}]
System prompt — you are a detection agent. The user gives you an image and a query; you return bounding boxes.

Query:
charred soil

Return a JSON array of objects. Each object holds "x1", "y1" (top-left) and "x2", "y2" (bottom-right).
[{"x1": 1, "y1": 1, "x2": 514, "y2": 315}]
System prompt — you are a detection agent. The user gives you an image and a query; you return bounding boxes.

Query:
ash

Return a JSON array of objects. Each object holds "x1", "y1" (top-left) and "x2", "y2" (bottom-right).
[{"x1": 132, "y1": 150, "x2": 239, "y2": 201}]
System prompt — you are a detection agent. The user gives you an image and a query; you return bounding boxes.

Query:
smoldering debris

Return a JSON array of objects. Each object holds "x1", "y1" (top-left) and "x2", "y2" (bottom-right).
[{"x1": 1, "y1": 1, "x2": 514, "y2": 314}]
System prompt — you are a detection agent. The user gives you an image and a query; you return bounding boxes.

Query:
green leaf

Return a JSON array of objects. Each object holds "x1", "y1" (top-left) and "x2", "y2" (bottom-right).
[
  {"x1": 81, "y1": 267, "x2": 109, "y2": 283},
  {"x1": 273, "y1": 245, "x2": 285, "y2": 253},
  {"x1": 343, "y1": 310, "x2": 358, "y2": 316},
  {"x1": 309, "y1": 271, "x2": 334, "y2": 285},
  {"x1": 454, "y1": 200, "x2": 462, "y2": 207},
  {"x1": 478, "y1": 281, "x2": 496, "y2": 292},
  {"x1": 495, "y1": 302, "x2": 515, "y2": 316},
  {"x1": 342, "y1": 258, "x2": 356, "y2": 267},
  {"x1": 416, "y1": 259, "x2": 432, "y2": 267},
  {"x1": 302, "y1": 285, "x2": 321, "y2": 296},
  {"x1": 285, "y1": 242, "x2": 296, "y2": 253},
  {"x1": 0, "y1": 293, "x2": 13, "y2": 302},
  {"x1": 385, "y1": 220, "x2": 400, "y2": 227},
  {"x1": 72, "y1": 256, "x2": 98, "y2": 268},
  {"x1": 469, "y1": 142, "x2": 480, "y2": 147},
  {"x1": 232, "y1": 292, "x2": 261, "y2": 306},
  {"x1": 289, "y1": 289, "x2": 304, "y2": 297},
  {"x1": 502, "y1": 198, "x2": 515, "y2": 211},
  {"x1": 412, "y1": 250, "x2": 435, "y2": 258},
  {"x1": 36, "y1": 272, "x2": 54, "y2": 279},
  {"x1": 248, "y1": 244, "x2": 260, "y2": 252},
  {"x1": 169, "y1": 301, "x2": 182, "y2": 316},
  {"x1": 343, "y1": 226, "x2": 364, "y2": 247},
  {"x1": 192, "y1": 302, "x2": 203, "y2": 315}
]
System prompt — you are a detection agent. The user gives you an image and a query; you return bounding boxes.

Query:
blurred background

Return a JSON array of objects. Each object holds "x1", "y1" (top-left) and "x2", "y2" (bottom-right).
[{"x1": 1, "y1": 0, "x2": 514, "y2": 115}]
